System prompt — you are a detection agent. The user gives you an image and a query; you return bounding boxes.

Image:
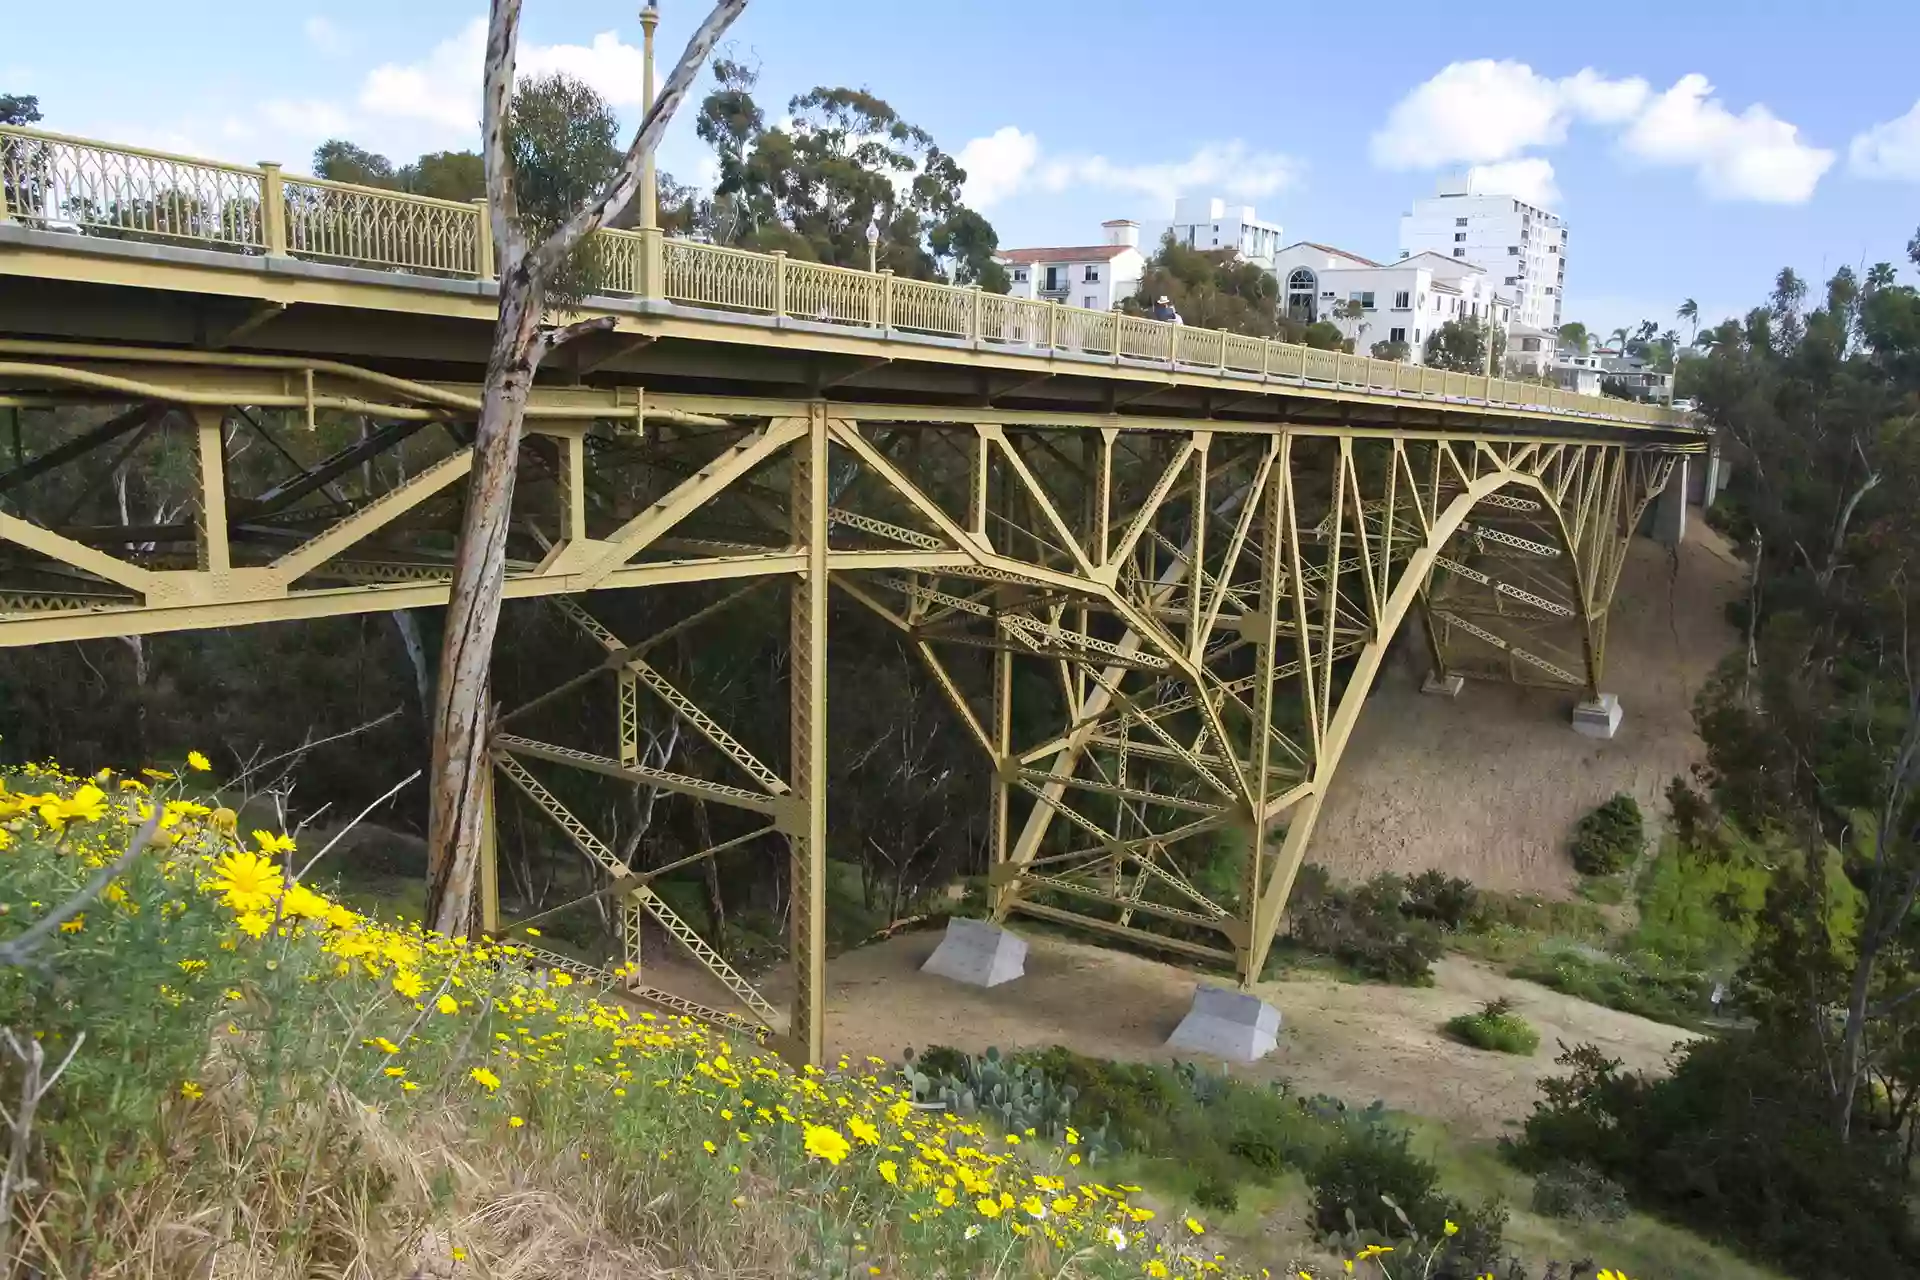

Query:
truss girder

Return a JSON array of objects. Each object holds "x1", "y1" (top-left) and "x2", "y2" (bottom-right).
[{"x1": 0, "y1": 345, "x2": 1699, "y2": 1061}]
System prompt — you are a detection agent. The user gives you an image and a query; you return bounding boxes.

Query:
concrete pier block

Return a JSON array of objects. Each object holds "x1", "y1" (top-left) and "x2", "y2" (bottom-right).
[
  {"x1": 921, "y1": 917, "x2": 1027, "y2": 988},
  {"x1": 1655, "y1": 456, "x2": 1690, "y2": 548},
  {"x1": 1571, "y1": 692, "x2": 1624, "y2": 740},
  {"x1": 1421, "y1": 671, "x2": 1464, "y2": 697},
  {"x1": 1166, "y1": 983, "x2": 1282, "y2": 1062}
]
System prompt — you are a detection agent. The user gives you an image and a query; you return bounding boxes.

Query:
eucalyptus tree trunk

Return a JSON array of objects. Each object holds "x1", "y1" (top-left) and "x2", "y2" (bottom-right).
[{"x1": 426, "y1": 0, "x2": 748, "y2": 934}]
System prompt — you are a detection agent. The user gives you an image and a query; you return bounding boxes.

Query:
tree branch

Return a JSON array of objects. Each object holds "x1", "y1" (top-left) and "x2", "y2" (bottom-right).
[
  {"x1": 483, "y1": 0, "x2": 528, "y2": 263},
  {"x1": 534, "y1": 315, "x2": 619, "y2": 362},
  {"x1": 532, "y1": 0, "x2": 749, "y2": 272}
]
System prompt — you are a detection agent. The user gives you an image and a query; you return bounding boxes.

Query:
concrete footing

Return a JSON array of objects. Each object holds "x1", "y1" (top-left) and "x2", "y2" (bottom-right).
[
  {"x1": 1571, "y1": 692, "x2": 1624, "y2": 740},
  {"x1": 1421, "y1": 671, "x2": 1464, "y2": 697},
  {"x1": 921, "y1": 917, "x2": 1027, "y2": 988},
  {"x1": 1166, "y1": 984, "x2": 1282, "y2": 1062}
]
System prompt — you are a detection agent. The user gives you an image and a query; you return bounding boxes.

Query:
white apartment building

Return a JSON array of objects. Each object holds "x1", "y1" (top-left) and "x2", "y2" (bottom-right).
[
  {"x1": 1398, "y1": 176, "x2": 1567, "y2": 332},
  {"x1": 996, "y1": 219, "x2": 1145, "y2": 312},
  {"x1": 1167, "y1": 197, "x2": 1284, "y2": 270},
  {"x1": 1269, "y1": 243, "x2": 1513, "y2": 365}
]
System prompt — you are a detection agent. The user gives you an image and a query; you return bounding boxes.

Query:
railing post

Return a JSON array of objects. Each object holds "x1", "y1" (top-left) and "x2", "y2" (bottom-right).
[
  {"x1": 771, "y1": 250, "x2": 788, "y2": 319},
  {"x1": 258, "y1": 162, "x2": 287, "y2": 256},
  {"x1": 969, "y1": 285, "x2": 982, "y2": 345},
  {"x1": 1046, "y1": 299, "x2": 1059, "y2": 352},
  {"x1": 470, "y1": 198, "x2": 494, "y2": 280},
  {"x1": 1166, "y1": 322, "x2": 1179, "y2": 370},
  {"x1": 1110, "y1": 312, "x2": 1121, "y2": 365},
  {"x1": 1261, "y1": 339, "x2": 1272, "y2": 380},
  {"x1": 880, "y1": 269, "x2": 894, "y2": 335},
  {"x1": 641, "y1": 227, "x2": 664, "y2": 300}
]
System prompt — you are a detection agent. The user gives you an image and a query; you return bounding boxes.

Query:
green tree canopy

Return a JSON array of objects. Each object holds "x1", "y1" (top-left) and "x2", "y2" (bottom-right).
[
  {"x1": 1125, "y1": 235, "x2": 1291, "y2": 338},
  {"x1": 0, "y1": 93, "x2": 42, "y2": 126},
  {"x1": 1557, "y1": 320, "x2": 1589, "y2": 353},
  {"x1": 694, "y1": 60, "x2": 1006, "y2": 290},
  {"x1": 1423, "y1": 319, "x2": 1503, "y2": 373}
]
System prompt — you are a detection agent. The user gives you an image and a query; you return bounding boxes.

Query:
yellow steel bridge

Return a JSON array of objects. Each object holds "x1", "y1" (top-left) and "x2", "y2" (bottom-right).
[{"x1": 0, "y1": 125, "x2": 1703, "y2": 1064}]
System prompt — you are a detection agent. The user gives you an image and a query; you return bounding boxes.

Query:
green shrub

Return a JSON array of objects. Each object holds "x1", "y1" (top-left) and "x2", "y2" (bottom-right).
[
  {"x1": 1284, "y1": 869, "x2": 1444, "y2": 985},
  {"x1": 1511, "y1": 1037, "x2": 1920, "y2": 1279},
  {"x1": 1510, "y1": 946, "x2": 1707, "y2": 1027},
  {"x1": 1443, "y1": 998, "x2": 1541, "y2": 1055},
  {"x1": 1528, "y1": 1161, "x2": 1628, "y2": 1224},
  {"x1": 1309, "y1": 1118, "x2": 1509, "y2": 1276},
  {"x1": 1404, "y1": 869, "x2": 1478, "y2": 931},
  {"x1": 1569, "y1": 793, "x2": 1644, "y2": 875}
]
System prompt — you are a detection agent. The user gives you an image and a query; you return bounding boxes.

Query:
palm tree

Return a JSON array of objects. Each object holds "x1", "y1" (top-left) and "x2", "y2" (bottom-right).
[
  {"x1": 1677, "y1": 298, "x2": 1699, "y2": 346},
  {"x1": 1609, "y1": 326, "x2": 1630, "y2": 355}
]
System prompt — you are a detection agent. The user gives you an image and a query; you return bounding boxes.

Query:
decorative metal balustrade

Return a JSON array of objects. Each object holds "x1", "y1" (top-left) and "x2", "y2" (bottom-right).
[{"x1": 0, "y1": 124, "x2": 1678, "y2": 427}]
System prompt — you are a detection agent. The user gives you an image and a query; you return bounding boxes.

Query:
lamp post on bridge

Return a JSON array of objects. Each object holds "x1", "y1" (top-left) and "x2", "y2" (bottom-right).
[
  {"x1": 866, "y1": 219, "x2": 880, "y2": 274},
  {"x1": 639, "y1": 2, "x2": 659, "y2": 234}
]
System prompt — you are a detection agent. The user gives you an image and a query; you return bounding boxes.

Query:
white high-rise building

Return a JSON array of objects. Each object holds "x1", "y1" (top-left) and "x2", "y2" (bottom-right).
[
  {"x1": 1397, "y1": 176, "x2": 1566, "y2": 332},
  {"x1": 1167, "y1": 197, "x2": 1284, "y2": 270}
]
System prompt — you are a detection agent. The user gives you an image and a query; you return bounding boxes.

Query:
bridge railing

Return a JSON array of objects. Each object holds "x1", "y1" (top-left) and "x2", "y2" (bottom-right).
[{"x1": 0, "y1": 125, "x2": 1680, "y2": 428}]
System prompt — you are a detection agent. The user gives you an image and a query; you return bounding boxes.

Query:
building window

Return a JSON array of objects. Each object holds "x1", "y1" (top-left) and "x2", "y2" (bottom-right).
[
  {"x1": 1393, "y1": 290, "x2": 1410, "y2": 309},
  {"x1": 1544, "y1": 286, "x2": 1555, "y2": 295},
  {"x1": 1504, "y1": 276, "x2": 1517, "y2": 286},
  {"x1": 1452, "y1": 248, "x2": 1465, "y2": 257},
  {"x1": 1013, "y1": 268, "x2": 1027, "y2": 282},
  {"x1": 1390, "y1": 327, "x2": 1407, "y2": 344},
  {"x1": 1350, "y1": 291, "x2": 1376, "y2": 310},
  {"x1": 1454, "y1": 217, "x2": 1468, "y2": 227},
  {"x1": 1286, "y1": 268, "x2": 1318, "y2": 323},
  {"x1": 1084, "y1": 295, "x2": 1096, "y2": 308},
  {"x1": 1044, "y1": 266, "x2": 1063, "y2": 290},
  {"x1": 1507, "y1": 246, "x2": 1520, "y2": 255},
  {"x1": 1084, "y1": 266, "x2": 1099, "y2": 282},
  {"x1": 1453, "y1": 232, "x2": 1466, "y2": 243}
]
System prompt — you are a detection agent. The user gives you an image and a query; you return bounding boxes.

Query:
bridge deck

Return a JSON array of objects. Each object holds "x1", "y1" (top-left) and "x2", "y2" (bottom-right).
[{"x1": 0, "y1": 126, "x2": 1692, "y2": 444}]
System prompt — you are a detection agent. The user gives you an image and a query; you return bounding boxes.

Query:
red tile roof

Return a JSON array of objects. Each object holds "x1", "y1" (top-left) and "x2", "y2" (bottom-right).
[
  {"x1": 996, "y1": 244, "x2": 1134, "y2": 264},
  {"x1": 1290, "y1": 241, "x2": 1382, "y2": 267}
]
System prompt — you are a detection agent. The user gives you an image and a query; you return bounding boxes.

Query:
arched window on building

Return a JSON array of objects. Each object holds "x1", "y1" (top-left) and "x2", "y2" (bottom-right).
[{"x1": 1286, "y1": 268, "x2": 1317, "y2": 323}]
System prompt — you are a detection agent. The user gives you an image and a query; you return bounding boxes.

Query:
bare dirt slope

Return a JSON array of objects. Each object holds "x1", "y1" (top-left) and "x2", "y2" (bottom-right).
[
  {"x1": 659, "y1": 932, "x2": 1688, "y2": 1138},
  {"x1": 1311, "y1": 521, "x2": 1746, "y2": 894}
]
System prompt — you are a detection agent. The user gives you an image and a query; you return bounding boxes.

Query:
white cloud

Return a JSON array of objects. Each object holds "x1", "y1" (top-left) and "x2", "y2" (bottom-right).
[
  {"x1": 521, "y1": 32, "x2": 649, "y2": 108},
  {"x1": 1619, "y1": 74, "x2": 1832, "y2": 203},
  {"x1": 950, "y1": 129, "x2": 1299, "y2": 211},
  {"x1": 1374, "y1": 60, "x2": 1833, "y2": 205},
  {"x1": 1849, "y1": 99, "x2": 1920, "y2": 181},
  {"x1": 957, "y1": 126, "x2": 1040, "y2": 209},
  {"x1": 1370, "y1": 60, "x2": 1648, "y2": 169},
  {"x1": 352, "y1": 18, "x2": 659, "y2": 152},
  {"x1": 1465, "y1": 157, "x2": 1560, "y2": 206},
  {"x1": 303, "y1": 16, "x2": 347, "y2": 56},
  {"x1": 262, "y1": 99, "x2": 353, "y2": 141},
  {"x1": 357, "y1": 18, "x2": 484, "y2": 136}
]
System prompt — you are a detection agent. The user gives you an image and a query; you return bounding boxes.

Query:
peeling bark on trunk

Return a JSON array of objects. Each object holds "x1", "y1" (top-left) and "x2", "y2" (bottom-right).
[{"x1": 423, "y1": 0, "x2": 747, "y2": 935}]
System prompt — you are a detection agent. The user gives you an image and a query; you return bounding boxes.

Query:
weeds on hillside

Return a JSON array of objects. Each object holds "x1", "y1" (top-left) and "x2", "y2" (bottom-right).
[
  {"x1": 0, "y1": 760, "x2": 1237, "y2": 1278},
  {"x1": 1443, "y1": 1000, "x2": 1541, "y2": 1056}
]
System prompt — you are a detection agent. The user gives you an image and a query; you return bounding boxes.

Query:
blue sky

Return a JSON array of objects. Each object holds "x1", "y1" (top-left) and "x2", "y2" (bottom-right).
[{"x1": 8, "y1": 0, "x2": 1920, "y2": 337}]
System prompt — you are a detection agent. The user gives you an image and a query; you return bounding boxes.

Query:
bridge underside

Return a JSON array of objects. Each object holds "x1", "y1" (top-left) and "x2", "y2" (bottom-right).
[{"x1": 0, "y1": 331, "x2": 1685, "y2": 1064}]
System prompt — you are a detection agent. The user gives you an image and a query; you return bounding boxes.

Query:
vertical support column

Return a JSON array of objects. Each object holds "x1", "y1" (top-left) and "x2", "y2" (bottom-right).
[
  {"x1": 617, "y1": 668, "x2": 640, "y2": 766},
  {"x1": 1243, "y1": 453, "x2": 1285, "y2": 986},
  {"x1": 189, "y1": 407, "x2": 230, "y2": 574},
  {"x1": 636, "y1": 3, "x2": 663, "y2": 301},
  {"x1": 619, "y1": 894, "x2": 646, "y2": 987},
  {"x1": 258, "y1": 162, "x2": 287, "y2": 257},
  {"x1": 772, "y1": 251, "x2": 789, "y2": 319},
  {"x1": 968, "y1": 426, "x2": 991, "y2": 542},
  {"x1": 786, "y1": 404, "x2": 830, "y2": 1067},
  {"x1": 477, "y1": 761, "x2": 500, "y2": 936},
  {"x1": 1187, "y1": 433, "x2": 1211, "y2": 656},
  {"x1": 560, "y1": 432, "x2": 588, "y2": 544},
  {"x1": 990, "y1": 638, "x2": 1013, "y2": 874}
]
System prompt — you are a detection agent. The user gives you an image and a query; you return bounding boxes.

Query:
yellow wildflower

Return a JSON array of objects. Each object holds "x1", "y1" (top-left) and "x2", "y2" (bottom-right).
[
  {"x1": 437, "y1": 993, "x2": 460, "y2": 1014},
  {"x1": 186, "y1": 750, "x2": 211, "y2": 772},
  {"x1": 976, "y1": 1198, "x2": 1002, "y2": 1219},
  {"x1": 207, "y1": 850, "x2": 284, "y2": 913},
  {"x1": 878, "y1": 1159, "x2": 898, "y2": 1185},
  {"x1": 803, "y1": 1122, "x2": 851, "y2": 1165},
  {"x1": 470, "y1": 1067, "x2": 501, "y2": 1092},
  {"x1": 180, "y1": 1081, "x2": 203, "y2": 1100},
  {"x1": 509, "y1": 1116, "x2": 524, "y2": 1128},
  {"x1": 1146, "y1": 1263, "x2": 1169, "y2": 1279},
  {"x1": 235, "y1": 911, "x2": 271, "y2": 939},
  {"x1": 59, "y1": 914, "x2": 85, "y2": 934},
  {"x1": 1185, "y1": 1217, "x2": 1205, "y2": 1235},
  {"x1": 392, "y1": 970, "x2": 426, "y2": 1000}
]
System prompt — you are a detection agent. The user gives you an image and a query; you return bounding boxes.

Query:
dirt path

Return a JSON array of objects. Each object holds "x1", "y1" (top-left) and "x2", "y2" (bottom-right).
[
  {"x1": 1312, "y1": 521, "x2": 1745, "y2": 895},
  {"x1": 655, "y1": 931, "x2": 1689, "y2": 1137}
]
